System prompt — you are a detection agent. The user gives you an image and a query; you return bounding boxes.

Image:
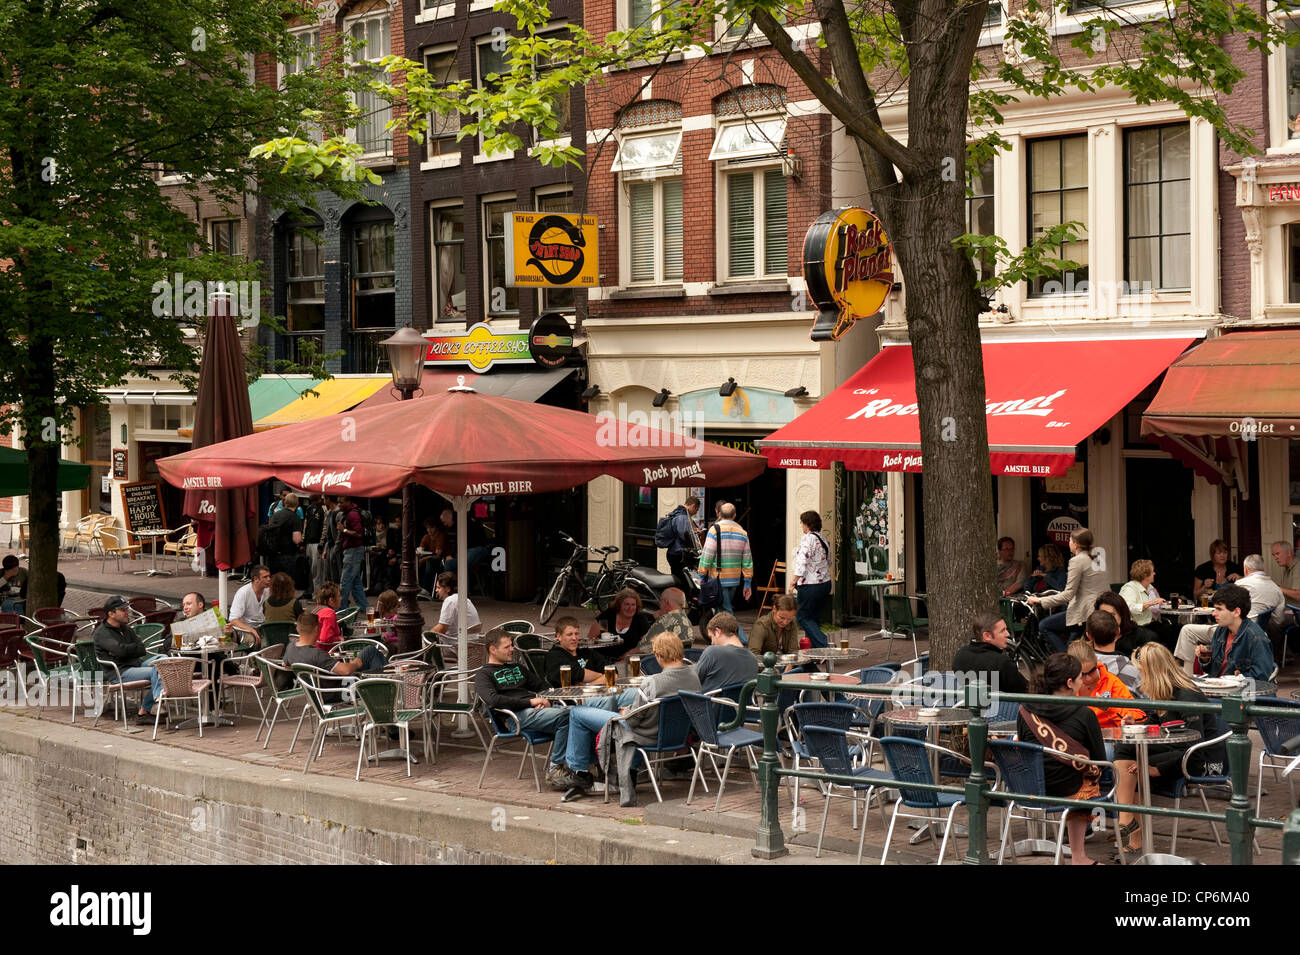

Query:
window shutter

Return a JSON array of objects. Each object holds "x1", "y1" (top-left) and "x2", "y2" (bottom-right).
[
  {"x1": 662, "y1": 179, "x2": 683, "y2": 281},
  {"x1": 728, "y1": 173, "x2": 755, "y2": 277},
  {"x1": 629, "y1": 182, "x2": 655, "y2": 283},
  {"x1": 763, "y1": 170, "x2": 787, "y2": 274}
]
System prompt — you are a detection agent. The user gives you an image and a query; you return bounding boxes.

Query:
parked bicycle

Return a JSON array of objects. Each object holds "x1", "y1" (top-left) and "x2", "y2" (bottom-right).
[
  {"x1": 540, "y1": 531, "x2": 659, "y2": 624},
  {"x1": 1004, "y1": 591, "x2": 1056, "y2": 671}
]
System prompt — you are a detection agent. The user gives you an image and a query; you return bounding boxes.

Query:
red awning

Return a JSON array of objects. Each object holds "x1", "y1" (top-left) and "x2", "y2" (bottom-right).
[{"x1": 758, "y1": 336, "x2": 1197, "y2": 476}]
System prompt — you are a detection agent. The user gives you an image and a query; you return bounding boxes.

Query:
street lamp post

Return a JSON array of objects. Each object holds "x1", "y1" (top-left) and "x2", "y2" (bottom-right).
[{"x1": 381, "y1": 326, "x2": 427, "y2": 655}]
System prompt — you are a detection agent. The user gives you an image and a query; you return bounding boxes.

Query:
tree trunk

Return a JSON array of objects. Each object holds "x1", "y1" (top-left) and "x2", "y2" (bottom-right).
[
  {"x1": 23, "y1": 331, "x2": 61, "y2": 614},
  {"x1": 867, "y1": 1, "x2": 998, "y2": 668}
]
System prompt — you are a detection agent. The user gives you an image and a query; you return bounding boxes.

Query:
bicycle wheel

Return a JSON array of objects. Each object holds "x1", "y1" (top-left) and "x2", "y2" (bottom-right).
[{"x1": 540, "y1": 568, "x2": 572, "y2": 624}]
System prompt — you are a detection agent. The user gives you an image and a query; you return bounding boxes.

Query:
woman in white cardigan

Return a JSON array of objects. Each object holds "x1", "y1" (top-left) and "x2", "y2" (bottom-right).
[{"x1": 1027, "y1": 528, "x2": 1109, "y2": 653}]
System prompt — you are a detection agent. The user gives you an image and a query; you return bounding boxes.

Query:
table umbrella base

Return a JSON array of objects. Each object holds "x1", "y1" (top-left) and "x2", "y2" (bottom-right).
[
  {"x1": 371, "y1": 748, "x2": 417, "y2": 763},
  {"x1": 134, "y1": 569, "x2": 175, "y2": 577}
]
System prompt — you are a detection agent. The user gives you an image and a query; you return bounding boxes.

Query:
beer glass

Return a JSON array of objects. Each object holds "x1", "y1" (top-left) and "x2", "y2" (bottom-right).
[
  {"x1": 839, "y1": 637, "x2": 849, "y2": 651},
  {"x1": 628, "y1": 656, "x2": 641, "y2": 679},
  {"x1": 366, "y1": 607, "x2": 375, "y2": 626},
  {"x1": 1200, "y1": 593, "x2": 1210, "y2": 609},
  {"x1": 604, "y1": 665, "x2": 616, "y2": 690},
  {"x1": 173, "y1": 631, "x2": 182, "y2": 649},
  {"x1": 559, "y1": 665, "x2": 572, "y2": 688}
]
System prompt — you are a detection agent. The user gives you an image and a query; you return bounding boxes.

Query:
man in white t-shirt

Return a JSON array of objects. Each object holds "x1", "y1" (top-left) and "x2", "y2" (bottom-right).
[
  {"x1": 430, "y1": 571, "x2": 481, "y2": 635},
  {"x1": 228, "y1": 564, "x2": 271, "y2": 640}
]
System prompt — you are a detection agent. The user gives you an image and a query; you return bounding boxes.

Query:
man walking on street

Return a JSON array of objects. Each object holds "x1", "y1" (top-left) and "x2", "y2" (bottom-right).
[
  {"x1": 302, "y1": 494, "x2": 327, "y2": 593},
  {"x1": 697, "y1": 501, "x2": 753, "y2": 643},
  {"x1": 336, "y1": 495, "x2": 368, "y2": 613},
  {"x1": 663, "y1": 496, "x2": 700, "y2": 599}
]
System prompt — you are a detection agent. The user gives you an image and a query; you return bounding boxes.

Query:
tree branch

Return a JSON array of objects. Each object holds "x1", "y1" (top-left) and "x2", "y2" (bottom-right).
[{"x1": 751, "y1": 5, "x2": 916, "y2": 177}]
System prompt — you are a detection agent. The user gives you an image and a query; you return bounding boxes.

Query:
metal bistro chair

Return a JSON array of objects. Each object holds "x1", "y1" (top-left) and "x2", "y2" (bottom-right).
[
  {"x1": 0, "y1": 628, "x2": 28, "y2": 700},
  {"x1": 151, "y1": 657, "x2": 212, "y2": 739},
  {"x1": 602, "y1": 695, "x2": 694, "y2": 805},
  {"x1": 802, "y1": 724, "x2": 896, "y2": 864},
  {"x1": 128, "y1": 596, "x2": 175, "y2": 616},
  {"x1": 878, "y1": 736, "x2": 969, "y2": 865},
  {"x1": 1149, "y1": 714, "x2": 1233, "y2": 855},
  {"x1": 220, "y1": 642, "x2": 283, "y2": 720},
  {"x1": 423, "y1": 669, "x2": 486, "y2": 760},
  {"x1": 289, "y1": 664, "x2": 364, "y2": 774},
  {"x1": 500, "y1": 620, "x2": 535, "y2": 636},
  {"x1": 134, "y1": 623, "x2": 168, "y2": 655},
  {"x1": 479, "y1": 705, "x2": 556, "y2": 793},
  {"x1": 786, "y1": 701, "x2": 858, "y2": 809},
  {"x1": 882, "y1": 593, "x2": 927, "y2": 662},
  {"x1": 679, "y1": 689, "x2": 764, "y2": 811},
  {"x1": 987, "y1": 738, "x2": 1115, "y2": 865},
  {"x1": 353, "y1": 678, "x2": 423, "y2": 780},
  {"x1": 69, "y1": 641, "x2": 151, "y2": 729},
  {"x1": 96, "y1": 526, "x2": 142, "y2": 572},
  {"x1": 845, "y1": 665, "x2": 898, "y2": 737},
  {"x1": 334, "y1": 638, "x2": 388, "y2": 665},
  {"x1": 1254, "y1": 697, "x2": 1300, "y2": 819},
  {"x1": 24, "y1": 625, "x2": 78, "y2": 703},
  {"x1": 250, "y1": 650, "x2": 304, "y2": 748},
  {"x1": 335, "y1": 607, "x2": 360, "y2": 637},
  {"x1": 258, "y1": 621, "x2": 297, "y2": 652}
]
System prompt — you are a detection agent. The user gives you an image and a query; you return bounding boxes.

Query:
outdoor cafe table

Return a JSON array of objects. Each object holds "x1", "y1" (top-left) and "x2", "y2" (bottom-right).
[
  {"x1": 127, "y1": 527, "x2": 176, "y2": 578},
  {"x1": 1101, "y1": 725, "x2": 1200, "y2": 822},
  {"x1": 796, "y1": 646, "x2": 867, "y2": 667},
  {"x1": 855, "y1": 576, "x2": 906, "y2": 640},
  {"x1": 1192, "y1": 676, "x2": 1277, "y2": 699},
  {"x1": 541, "y1": 685, "x2": 620, "y2": 703},
  {"x1": 782, "y1": 671, "x2": 860, "y2": 702},
  {"x1": 173, "y1": 641, "x2": 241, "y2": 728},
  {"x1": 1158, "y1": 605, "x2": 1215, "y2": 626},
  {"x1": 579, "y1": 633, "x2": 623, "y2": 651}
]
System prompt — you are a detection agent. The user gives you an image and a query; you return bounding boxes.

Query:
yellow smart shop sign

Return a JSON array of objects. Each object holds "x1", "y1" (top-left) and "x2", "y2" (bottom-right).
[
  {"x1": 803, "y1": 207, "x2": 893, "y2": 342},
  {"x1": 506, "y1": 212, "x2": 599, "y2": 288}
]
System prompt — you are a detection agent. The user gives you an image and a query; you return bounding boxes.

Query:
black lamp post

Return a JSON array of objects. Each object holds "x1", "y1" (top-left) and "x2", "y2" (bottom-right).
[{"x1": 381, "y1": 326, "x2": 427, "y2": 654}]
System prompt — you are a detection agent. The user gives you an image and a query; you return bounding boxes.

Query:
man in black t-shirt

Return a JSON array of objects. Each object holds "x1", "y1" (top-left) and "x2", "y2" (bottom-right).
[
  {"x1": 952, "y1": 611, "x2": 1027, "y2": 695},
  {"x1": 544, "y1": 617, "x2": 608, "y2": 685},
  {"x1": 266, "y1": 492, "x2": 303, "y2": 579}
]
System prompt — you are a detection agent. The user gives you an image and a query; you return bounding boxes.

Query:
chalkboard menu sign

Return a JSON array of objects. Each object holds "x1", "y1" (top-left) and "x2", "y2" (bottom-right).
[
  {"x1": 121, "y1": 481, "x2": 166, "y2": 534},
  {"x1": 112, "y1": 448, "x2": 128, "y2": 479}
]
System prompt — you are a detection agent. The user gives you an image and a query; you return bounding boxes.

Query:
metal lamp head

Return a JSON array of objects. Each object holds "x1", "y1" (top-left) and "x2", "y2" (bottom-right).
[{"x1": 381, "y1": 326, "x2": 427, "y2": 392}]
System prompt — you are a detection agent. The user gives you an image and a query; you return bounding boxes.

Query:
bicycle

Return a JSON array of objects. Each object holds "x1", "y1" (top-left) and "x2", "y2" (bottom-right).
[
  {"x1": 540, "y1": 531, "x2": 658, "y2": 624},
  {"x1": 1004, "y1": 591, "x2": 1055, "y2": 672}
]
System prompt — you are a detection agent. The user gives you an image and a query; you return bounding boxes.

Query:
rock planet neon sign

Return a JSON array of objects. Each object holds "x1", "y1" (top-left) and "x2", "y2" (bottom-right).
[{"x1": 803, "y1": 207, "x2": 894, "y2": 342}]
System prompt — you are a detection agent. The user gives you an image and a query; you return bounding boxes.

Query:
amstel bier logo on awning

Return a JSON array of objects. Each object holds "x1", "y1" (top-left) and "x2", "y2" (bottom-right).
[
  {"x1": 506, "y1": 212, "x2": 598, "y2": 288},
  {"x1": 803, "y1": 207, "x2": 893, "y2": 342}
]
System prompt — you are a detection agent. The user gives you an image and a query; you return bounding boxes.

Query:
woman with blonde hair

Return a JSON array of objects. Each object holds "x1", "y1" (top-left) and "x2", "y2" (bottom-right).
[
  {"x1": 1029, "y1": 542, "x2": 1066, "y2": 594},
  {"x1": 1111, "y1": 642, "x2": 1224, "y2": 861},
  {"x1": 1120, "y1": 559, "x2": 1175, "y2": 650}
]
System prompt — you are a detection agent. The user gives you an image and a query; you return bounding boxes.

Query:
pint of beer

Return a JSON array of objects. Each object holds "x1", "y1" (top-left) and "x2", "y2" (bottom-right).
[
  {"x1": 604, "y1": 665, "x2": 616, "y2": 690},
  {"x1": 366, "y1": 607, "x2": 375, "y2": 626},
  {"x1": 173, "y1": 632, "x2": 182, "y2": 649},
  {"x1": 628, "y1": 656, "x2": 642, "y2": 679},
  {"x1": 839, "y1": 637, "x2": 849, "y2": 651},
  {"x1": 559, "y1": 665, "x2": 572, "y2": 688}
]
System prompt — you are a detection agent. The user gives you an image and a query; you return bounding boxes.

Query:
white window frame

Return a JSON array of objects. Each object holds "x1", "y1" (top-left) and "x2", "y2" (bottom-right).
[
  {"x1": 611, "y1": 129, "x2": 682, "y2": 173},
  {"x1": 415, "y1": 0, "x2": 457, "y2": 23},
  {"x1": 278, "y1": 24, "x2": 320, "y2": 88},
  {"x1": 482, "y1": 193, "x2": 519, "y2": 317},
  {"x1": 707, "y1": 117, "x2": 785, "y2": 162},
  {"x1": 620, "y1": 175, "x2": 684, "y2": 287},
  {"x1": 620, "y1": 0, "x2": 664, "y2": 32},
  {"x1": 344, "y1": 11, "x2": 393, "y2": 157},
  {"x1": 716, "y1": 160, "x2": 788, "y2": 282},
  {"x1": 207, "y1": 219, "x2": 242, "y2": 257},
  {"x1": 474, "y1": 35, "x2": 514, "y2": 162},
  {"x1": 429, "y1": 201, "x2": 466, "y2": 323},
  {"x1": 422, "y1": 44, "x2": 461, "y2": 165},
  {"x1": 531, "y1": 25, "x2": 573, "y2": 150}
]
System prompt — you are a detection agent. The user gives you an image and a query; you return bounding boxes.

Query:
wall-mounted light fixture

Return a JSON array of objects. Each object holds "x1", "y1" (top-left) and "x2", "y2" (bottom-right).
[
  {"x1": 581, "y1": 385, "x2": 601, "y2": 400},
  {"x1": 783, "y1": 386, "x2": 808, "y2": 398},
  {"x1": 719, "y1": 378, "x2": 738, "y2": 397},
  {"x1": 652, "y1": 388, "x2": 671, "y2": 408}
]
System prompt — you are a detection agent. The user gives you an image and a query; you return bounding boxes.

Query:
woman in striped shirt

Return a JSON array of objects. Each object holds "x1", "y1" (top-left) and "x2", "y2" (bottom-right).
[{"x1": 790, "y1": 510, "x2": 832, "y2": 648}]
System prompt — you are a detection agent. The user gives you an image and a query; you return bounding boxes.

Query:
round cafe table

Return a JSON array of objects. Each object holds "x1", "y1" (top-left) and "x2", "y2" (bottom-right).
[
  {"x1": 541, "y1": 685, "x2": 619, "y2": 703},
  {"x1": 1192, "y1": 677, "x2": 1276, "y2": 699},
  {"x1": 1158, "y1": 605, "x2": 1215, "y2": 626},
  {"x1": 1102, "y1": 725, "x2": 1200, "y2": 826}
]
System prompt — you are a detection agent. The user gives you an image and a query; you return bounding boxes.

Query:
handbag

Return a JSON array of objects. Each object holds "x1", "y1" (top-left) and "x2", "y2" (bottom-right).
[{"x1": 697, "y1": 525, "x2": 724, "y2": 609}]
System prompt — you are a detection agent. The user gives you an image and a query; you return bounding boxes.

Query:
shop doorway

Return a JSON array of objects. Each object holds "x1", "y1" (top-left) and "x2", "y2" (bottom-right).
[
  {"x1": 622, "y1": 485, "x2": 659, "y2": 568},
  {"x1": 80, "y1": 405, "x2": 114, "y2": 515},
  {"x1": 704, "y1": 462, "x2": 787, "y2": 616},
  {"x1": 1126, "y1": 457, "x2": 1194, "y2": 595}
]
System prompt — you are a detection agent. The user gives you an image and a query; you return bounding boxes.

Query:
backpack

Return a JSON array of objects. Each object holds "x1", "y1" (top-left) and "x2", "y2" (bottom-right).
[
  {"x1": 258, "y1": 521, "x2": 286, "y2": 558},
  {"x1": 359, "y1": 509, "x2": 377, "y2": 548},
  {"x1": 654, "y1": 508, "x2": 680, "y2": 549}
]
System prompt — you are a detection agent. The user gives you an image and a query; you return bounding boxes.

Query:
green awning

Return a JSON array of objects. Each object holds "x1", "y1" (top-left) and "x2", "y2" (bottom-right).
[
  {"x1": 248, "y1": 375, "x2": 324, "y2": 422},
  {"x1": 0, "y1": 446, "x2": 91, "y2": 497}
]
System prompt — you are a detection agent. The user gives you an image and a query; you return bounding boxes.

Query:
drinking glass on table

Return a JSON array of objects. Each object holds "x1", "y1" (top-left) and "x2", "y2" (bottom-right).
[
  {"x1": 559, "y1": 665, "x2": 572, "y2": 688},
  {"x1": 604, "y1": 665, "x2": 616, "y2": 690},
  {"x1": 629, "y1": 656, "x2": 641, "y2": 679}
]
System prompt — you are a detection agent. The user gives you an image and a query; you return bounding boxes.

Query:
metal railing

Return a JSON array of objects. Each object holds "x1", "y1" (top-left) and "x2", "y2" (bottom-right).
[
  {"x1": 731, "y1": 657, "x2": 1300, "y2": 864},
  {"x1": 343, "y1": 328, "x2": 392, "y2": 375}
]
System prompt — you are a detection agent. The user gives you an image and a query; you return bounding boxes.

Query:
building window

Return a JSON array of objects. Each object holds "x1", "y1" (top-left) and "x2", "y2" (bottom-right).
[
  {"x1": 148, "y1": 405, "x2": 183, "y2": 431},
  {"x1": 351, "y1": 220, "x2": 395, "y2": 328},
  {"x1": 208, "y1": 220, "x2": 241, "y2": 257},
  {"x1": 1027, "y1": 135, "x2": 1088, "y2": 296},
  {"x1": 422, "y1": 0, "x2": 453, "y2": 12},
  {"x1": 628, "y1": 0, "x2": 661, "y2": 30},
  {"x1": 1288, "y1": 21, "x2": 1300, "y2": 139},
  {"x1": 966, "y1": 157, "x2": 995, "y2": 283},
  {"x1": 423, "y1": 47, "x2": 460, "y2": 157},
  {"x1": 475, "y1": 37, "x2": 511, "y2": 158},
  {"x1": 534, "y1": 28, "x2": 571, "y2": 143},
  {"x1": 1124, "y1": 124, "x2": 1190, "y2": 291},
  {"x1": 627, "y1": 179, "x2": 683, "y2": 285},
  {"x1": 287, "y1": 225, "x2": 324, "y2": 331},
  {"x1": 725, "y1": 169, "x2": 787, "y2": 280},
  {"x1": 347, "y1": 13, "x2": 392, "y2": 154},
  {"x1": 280, "y1": 26, "x2": 319, "y2": 84},
  {"x1": 984, "y1": 2, "x2": 1002, "y2": 26},
  {"x1": 431, "y1": 205, "x2": 466, "y2": 323},
  {"x1": 708, "y1": 117, "x2": 786, "y2": 162},
  {"x1": 536, "y1": 191, "x2": 577, "y2": 311},
  {"x1": 483, "y1": 197, "x2": 519, "y2": 316}
]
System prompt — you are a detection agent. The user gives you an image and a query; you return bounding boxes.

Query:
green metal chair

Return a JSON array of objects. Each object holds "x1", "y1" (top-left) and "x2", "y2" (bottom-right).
[
  {"x1": 69, "y1": 641, "x2": 151, "y2": 728},
  {"x1": 998, "y1": 597, "x2": 1026, "y2": 639},
  {"x1": 336, "y1": 607, "x2": 360, "y2": 637},
  {"x1": 249, "y1": 648, "x2": 305, "y2": 749},
  {"x1": 258, "y1": 621, "x2": 296, "y2": 651},
  {"x1": 24, "y1": 625, "x2": 77, "y2": 703},
  {"x1": 500, "y1": 619, "x2": 534, "y2": 635},
  {"x1": 134, "y1": 622, "x2": 168, "y2": 653},
  {"x1": 883, "y1": 593, "x2": 927, "y2": 662},
  {"x1": 424, "y1": 670, "x2": 487, "y2": 761},
  {"x1": 353, "y1": 678, "x2": 423, "y2": 780},
  {"x1": 335, "y1": 637, "x2": 387, "y2": 661},
  {"x1": 288, "y1": 663, "x2": 363, "y2": 774}
]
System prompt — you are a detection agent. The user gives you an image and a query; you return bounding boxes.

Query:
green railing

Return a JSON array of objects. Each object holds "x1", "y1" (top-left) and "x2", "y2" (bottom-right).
[{"x1": 729, "y1": 656, "x2": 1300, "y2": 864}]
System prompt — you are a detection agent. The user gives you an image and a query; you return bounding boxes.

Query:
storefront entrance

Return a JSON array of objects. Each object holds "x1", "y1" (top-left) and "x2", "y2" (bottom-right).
[
  {"x1": 702, "y1": 435, "x2": 787, "y2": 614},
  {"x1": 1126, "y1": 457, "x2": 1195, "y2": 595}
]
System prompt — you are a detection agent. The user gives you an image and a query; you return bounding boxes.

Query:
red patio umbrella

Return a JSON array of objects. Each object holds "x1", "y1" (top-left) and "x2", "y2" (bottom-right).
[
  {"x1": 182, "y1": 302, "x2": 259, "y2": 611},
  {"x1": 157, "y1": 382, "x2": 765, "y2": 668}
]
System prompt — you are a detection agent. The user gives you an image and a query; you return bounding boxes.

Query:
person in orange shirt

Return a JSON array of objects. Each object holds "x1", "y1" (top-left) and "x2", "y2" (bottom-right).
[{"x1": 1066, "y1": 639, "x2": 1144, "y2": 729}]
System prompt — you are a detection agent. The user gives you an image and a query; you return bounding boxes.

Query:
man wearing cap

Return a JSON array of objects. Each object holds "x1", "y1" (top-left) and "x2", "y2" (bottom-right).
[
  {"x1": 93, "y1": 596, "x2": 166, "y2": 724},
  {"x1": 0, "y1": 555, "x2": 27, "y2": 612}
]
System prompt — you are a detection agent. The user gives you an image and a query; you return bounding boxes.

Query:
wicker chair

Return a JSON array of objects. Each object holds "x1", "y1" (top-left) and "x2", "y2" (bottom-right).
[
  {"x1": 151, "y1": 657, "x2": 212, "y2": 739},
  {"x1": 220, "y1": 643, "x2": 283, "y2": 720}
]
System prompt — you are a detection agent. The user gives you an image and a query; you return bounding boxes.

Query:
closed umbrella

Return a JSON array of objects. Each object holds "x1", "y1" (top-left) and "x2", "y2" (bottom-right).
[{"x1": 181, "y1": 298, "x2": 259, "y2": 615}]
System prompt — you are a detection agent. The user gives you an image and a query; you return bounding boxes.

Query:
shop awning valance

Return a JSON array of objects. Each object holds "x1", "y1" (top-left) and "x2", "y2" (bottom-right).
[{"x1": 758, "y1": 335, "x2": 1197, "y2": 476}]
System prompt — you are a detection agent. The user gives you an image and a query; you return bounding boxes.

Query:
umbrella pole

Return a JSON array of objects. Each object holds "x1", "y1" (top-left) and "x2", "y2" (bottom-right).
[
  {"x1": 453, "y1": 495, "x2": 474, "y2": 737},
  {"x1": 219, "y1": 570, "x2": 229, "y2": 619}
]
